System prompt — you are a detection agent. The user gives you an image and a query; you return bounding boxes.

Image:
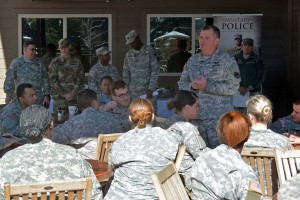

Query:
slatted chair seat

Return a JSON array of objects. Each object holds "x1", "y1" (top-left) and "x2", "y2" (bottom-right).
[
  {"x1": 151, "y1": 162, "x2": 190, "y2": 200},
  {"x1": 241, "y1": 147, "x2": 278, "y2": 199},
  {"x1": 4, "y1": 177, "x2": 92, "y2": 200},
  {"x1": 274, "y1": 149, "x2": 300, "y2": 186}
]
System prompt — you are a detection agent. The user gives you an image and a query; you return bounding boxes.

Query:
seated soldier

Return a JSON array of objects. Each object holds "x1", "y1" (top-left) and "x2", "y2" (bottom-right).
[
  {"x1": 0, "y1": 83, "x2": 37, "y2": 138},
  {"x1": 270, "y1": 99, "x2": 300, "y2": 136},
  {"x1": 0, "y1": 105, "x2": 103, "y2": 199},
  {"x1": 51, "y1": 88, "x2": 128, "y2": 159}
]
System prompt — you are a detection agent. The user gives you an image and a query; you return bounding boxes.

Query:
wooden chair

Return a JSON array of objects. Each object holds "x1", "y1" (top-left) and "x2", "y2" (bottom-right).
[
  {"x1": 274, "y1": 149, "x2": 300, "y2": 186},
  {"x1": 151, "y1": 162, "x2": 190, "y2": 200},
  {"x1": 174, "y1": 144, "x2": 186, "y2": 170},
  {"x1": 241, "y1": 147, "x2": 278, "y2": 199},
  {"x1": 4, "y1": 177, "x2": 92, "y2": 200},
  {"x1": 95, "y1": 133, "x2": 123, "y2": 162}
]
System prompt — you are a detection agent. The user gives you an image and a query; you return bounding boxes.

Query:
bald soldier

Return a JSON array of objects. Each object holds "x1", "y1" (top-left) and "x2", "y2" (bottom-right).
[{"x1": 178, "y1": 25, "x2": 240, "y2": 148}]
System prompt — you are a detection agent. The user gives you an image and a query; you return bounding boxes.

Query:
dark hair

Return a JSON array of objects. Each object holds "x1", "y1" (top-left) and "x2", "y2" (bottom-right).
[
  {"x1": 294, "y1": 99, "x2": 300, "y2": 105},
  {"x1": 216, "y1": 111, "x2": 250, "y2": 149},
  {"x1": 201, "y1": 25, "x2": 220, "y2": 38},
  {"x1": 129, "y1": 98, "x2": 154, "y2": 129},
  {"x1": 100, "y1": 76, "x2": 113, "y2": 85},
  {"x1": 23, "y1": 40, "x2": 36, "y2": 48},
  {"x1": 17, "y1": 83, "x2": 34, "y2": 100},
  {"x1": 77, "y1": 89, "x2": 97, "y2": 111},
  {"x1": 167, "y1": 90, "x2": 198, "y2": 111},
  {"x1": 111, "y1": 80, "x2": 127, "y2": 95}
]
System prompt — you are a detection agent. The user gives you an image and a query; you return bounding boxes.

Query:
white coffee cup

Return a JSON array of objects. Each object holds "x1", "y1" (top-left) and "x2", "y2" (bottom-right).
[{"x1": 68, "y1": 106, "x2": 78, "y2": 118}]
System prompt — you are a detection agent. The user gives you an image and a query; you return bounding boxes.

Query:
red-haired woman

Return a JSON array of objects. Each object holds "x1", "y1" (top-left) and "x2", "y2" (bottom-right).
[{"x1": 190, "y1": 111, "x2": 262, "y2": 200}]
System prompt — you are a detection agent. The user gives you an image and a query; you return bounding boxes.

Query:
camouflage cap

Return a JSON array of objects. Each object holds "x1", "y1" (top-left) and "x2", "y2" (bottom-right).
[
  {"x1": 58, "y1": 38, "x2": 71, "y2": 49},
  {"x1": 20, "y1": 105, "x2": 52, "y2": 138},
  {"x1": 95, "y1": 47, "x2": 111, "y2": 56},
  {"x1": 243, "y1": 38, "x2": 254, "y2": 46},
  {"x1": 234, "y1": 34, "x2": 242, "y2": 40},
  {"x1": 125, "y1": 30, "x2": 138, "y2": 45}
]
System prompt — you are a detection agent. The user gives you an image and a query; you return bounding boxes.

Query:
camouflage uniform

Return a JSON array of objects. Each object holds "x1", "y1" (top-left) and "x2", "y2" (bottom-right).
[
  {"x1": 0, "y1": 138, "x2": 103, "y2": 200},
  {"x1": 0, "y1": 99, "x2": 23, "y2": 137},
  {"x1": 4, "y1": 56, "x2": 50, "y2": 105},
  {"x1": 52, "y1": 107, "x2": 125, "y2": 159},
  {"x1": 105, "y1": 125, "x2": 181, "y2": 200},
  {"x1": 88, "y1": 62, "x2": 120, "y2": 93},
  {"x1": 277, "y1": 173, "x2": 300, "y2": 200},
  {"x1": 227, "y1": 46, "x2": 242, "y2": 57},
  {"x1": 98, "y1": 91, "x2": 112, "y2": 105},
  {"x1": 178, "y1": 48, "x2": 240, "y2": 148},
  {"x1": 269, "y1": 115, "x2": 300, "y2": 136},
  {"x1": 244, "y1": 128, "x2": 292, "y2": 149},
  {"x1": 235, "y1": 51, "x2": 265, "y2": 94},
  {"x1": 41, "y1": 52, "x2": 56, "y2": 71},
  {"x1": 48, "y1": 55, "x2": 84, "y2": 112},
  {"x1": 190, "y1": 144, "x2": 261, "y2": 200},
  {"x1": 167, "y1": 122, "x2": 208, "y2": 190},
  {"x1": 159, "y1": 113, "x2": 187, "y2": 129},
  {"x1": 110, "y1": 107, "x2": 132, "y2": 132},
  {"x1": 123, "y1": 44, "x2": 160, "y2": 99}
]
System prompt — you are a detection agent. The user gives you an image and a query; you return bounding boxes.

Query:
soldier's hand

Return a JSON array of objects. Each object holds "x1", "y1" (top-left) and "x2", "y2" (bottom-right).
[
  {"x1": 64, "y1": 93, "x2": 74, "y2": 101},
  {"x1": 104, "y1": 101, "x2": 117, "y2": 111}
]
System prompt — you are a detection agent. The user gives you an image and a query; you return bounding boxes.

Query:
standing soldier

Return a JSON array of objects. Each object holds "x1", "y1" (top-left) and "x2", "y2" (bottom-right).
[
  {"x1": 123, "y1": 30, "x2": 160, "y2": 100},
  {"x1": 4, "y1": 40, "x2": 50, "y2": 106},
  {"x1": 178, "y1": 25, "x2": 240, "y2": 148},
  {"x1": 48, "y1": 38, "x2": 84, "y2": 113}
]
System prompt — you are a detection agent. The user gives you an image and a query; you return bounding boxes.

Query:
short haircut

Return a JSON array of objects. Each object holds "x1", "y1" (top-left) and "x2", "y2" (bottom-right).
[
  {"x1": 129, "y1": 98, "x2": 154, "y2": 128},
  {"x1": 100, "y1": 76, "x2": 113, "y2": 85},
  {"x1": 246, "y1": 95, "x2": 273, "y2": 124},
  {"x1": 294, "y1": 99, "x2": 300, "y2": 105},
  {"x1": 23, "y1": 40, "x2": 36, "y2": 48},
  {"x1": 201, "y1": 25, "x2": 220, "y2": 38},
  {"x1": 110, "y1": 80, "x2": 127, "y2": 95},
  {"x1": 216, "y1": 111, "x2": 250, "y2": 149},
  {"x1": 77, "y1": 89, "x2": 97, "y2": 111},
  {"x1": 167, "y1": 90, "x2": 198, "y2": 111},
  {"x1": 17, "y1": 83, "x2": 34, "y2": 100}
]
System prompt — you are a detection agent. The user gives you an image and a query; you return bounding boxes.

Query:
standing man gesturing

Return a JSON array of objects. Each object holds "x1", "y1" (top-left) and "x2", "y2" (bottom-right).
[
  {"x1": 4, "y1": 40, "x2": 50, "y2": 106},
  {"x1": 178, "y1": 25, "x2": 240, "y2": 148}
]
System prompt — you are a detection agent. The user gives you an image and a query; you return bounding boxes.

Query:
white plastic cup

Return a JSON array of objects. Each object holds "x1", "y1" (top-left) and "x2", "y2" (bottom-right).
[{"x1": 68, "y1": 106, "x2": 78, "y2": 118}]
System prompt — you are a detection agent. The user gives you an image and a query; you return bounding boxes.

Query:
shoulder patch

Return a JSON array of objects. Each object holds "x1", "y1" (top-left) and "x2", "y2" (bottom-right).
[{"x1": 234, "y1": 72, "x2": 240, "y2": 78}]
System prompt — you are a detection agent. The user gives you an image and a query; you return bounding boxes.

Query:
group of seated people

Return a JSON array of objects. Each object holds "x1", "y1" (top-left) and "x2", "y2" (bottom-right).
[{"x1": 0, "y1": 80, "x2": 300, "y2": 199}]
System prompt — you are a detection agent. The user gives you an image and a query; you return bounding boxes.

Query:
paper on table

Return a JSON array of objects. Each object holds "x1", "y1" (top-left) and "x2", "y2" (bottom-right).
[
  {"x1": 140, "y1": 90, "x2": 158, "y2": 99},
  {"x1": 232, "y1": 91, "x2": 250, "y2": 108}
]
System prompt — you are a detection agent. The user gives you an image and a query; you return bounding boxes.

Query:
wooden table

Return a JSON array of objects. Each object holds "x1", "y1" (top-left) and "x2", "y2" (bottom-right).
[{"x1": 85, "y1": 159, "x2": 113, "y2": 183}]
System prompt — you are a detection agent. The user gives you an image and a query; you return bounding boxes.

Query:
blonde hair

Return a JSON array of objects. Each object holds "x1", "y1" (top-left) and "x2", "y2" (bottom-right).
[
  {"x1": 129, "y1": 98, "x2": 154, "y2": 128},
  {"x1": 246, "y1": 95, "x2": 273, "y2": 125}
]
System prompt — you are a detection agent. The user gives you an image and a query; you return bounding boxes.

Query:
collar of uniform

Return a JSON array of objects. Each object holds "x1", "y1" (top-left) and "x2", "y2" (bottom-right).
[{"x1": 199, "y1": 48, "x2": 220, "y2": 62}]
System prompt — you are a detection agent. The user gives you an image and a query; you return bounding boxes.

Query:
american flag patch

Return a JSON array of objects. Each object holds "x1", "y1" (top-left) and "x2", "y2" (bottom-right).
[{"x1": 248, "y1": 181, "x2": 262, "y2": 194}]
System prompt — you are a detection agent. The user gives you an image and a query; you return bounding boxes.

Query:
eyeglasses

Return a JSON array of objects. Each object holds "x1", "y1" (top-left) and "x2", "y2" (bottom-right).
[
  {"x1": 115, "y1": 90, "x2": 131, "y2": 99},
  {"x1": 28, "y1": 48, "x2": 37, "y2": 52}
]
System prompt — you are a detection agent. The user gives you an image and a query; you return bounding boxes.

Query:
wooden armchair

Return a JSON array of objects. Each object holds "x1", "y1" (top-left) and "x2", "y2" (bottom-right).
[
  {"x1": 151, "y1": 162, "x2": 189, "y2": 200},
  {"x1": 95, "y1": 133, "x2": 123, "y2": 162},
  {"x1": 274, "y1": 149, "x2": 300, "y2": 186},
  {"x1": 4, "y1": 177, "x2": 92, "y2": 200},
  {"x1": 174, "y1": 144, "x2": 186, "y2": 170},
  {"x1": 241, "y1": 147, "x2": 278, "y2": 199}
]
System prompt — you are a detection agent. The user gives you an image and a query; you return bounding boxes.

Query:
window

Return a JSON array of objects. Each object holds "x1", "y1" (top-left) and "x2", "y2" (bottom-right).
[
  {"x1": 147, "y1": 14, "x2": 213, "y2": 74},
  {"x1": 19, "y1": 14, "x2": 111, "y2": 66}
]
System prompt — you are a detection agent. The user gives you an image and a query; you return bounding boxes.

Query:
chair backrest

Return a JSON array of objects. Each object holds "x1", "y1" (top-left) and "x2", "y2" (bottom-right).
[
  {"x1": 95, "y1": 133, "x2": 123, "y2": 162},
  {"x1": 174, "y1": 144, "x2": 186, "y2": 170},
  {"x1": 241, "y1": 147, "x2": 278, "y2": 198},
  {"x1": 151, "y1": 162, "x2": 189, "y2": 200},
  {"x1": 274, "y1": 149, "x2": 300, "y2": 186},
  {"x1": 4, "y1": 177, "x2": 92, "y2": 200}
]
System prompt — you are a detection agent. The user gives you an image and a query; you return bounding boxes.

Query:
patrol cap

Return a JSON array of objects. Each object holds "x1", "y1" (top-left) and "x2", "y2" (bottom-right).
[
  {"x1": 58, "y1": 38, "x2": 71, "y2": 49},
  {"x1": 234, "y1": 34, "x2": 242, "y2": 40},
  {"x1": 125, "y1": 30, "x2": 138, "y2": 45},
  {"x1": 20, "y1": 105, "x2": 52, "y2": 138},
  {"x1": 96, "y1": 47, "x2": 111, "y2": 56},
  {"x1": 243, "y1": 38, "x2": 254, "y2": 46}
]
